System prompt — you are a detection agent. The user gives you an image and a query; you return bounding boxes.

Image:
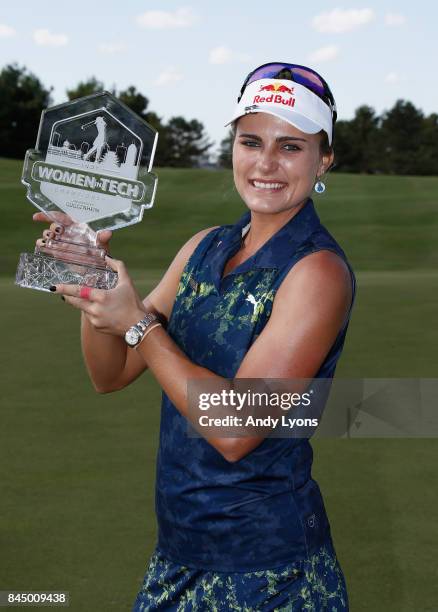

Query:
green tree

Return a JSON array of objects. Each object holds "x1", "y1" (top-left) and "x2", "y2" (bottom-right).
[
  {"x1": 380, "y1": 100, "x2": 424, "y2": 175},
  {"x1": 66, "y1": 77, "x2": 105, "y2": 100},
  {"x1": 330, "y1": 120, "x2": 352, "y2": 171},
  {"x1": 118, "y1": 85, "x2": 149, "y2": 117},
  {"x1": 334, "y1": 106, "x2": 381, "y2": 173},
  {"x1": 161, "y1": 117, "x2": 213, "y2": 167},
  {"x1": 0, "y1": 63, "x2": 52, "y2": 159},
  {"x1": 218, "y1": 130, "x2": 234, "y2": 168},
  {"x1": 415, "y1": 113, "x2": 438, "y2": 175}
]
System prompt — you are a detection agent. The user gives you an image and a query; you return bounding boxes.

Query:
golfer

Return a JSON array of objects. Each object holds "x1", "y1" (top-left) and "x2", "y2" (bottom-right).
[{"x1": 35, "y1": 62, "x2": 356, "y2": 610}]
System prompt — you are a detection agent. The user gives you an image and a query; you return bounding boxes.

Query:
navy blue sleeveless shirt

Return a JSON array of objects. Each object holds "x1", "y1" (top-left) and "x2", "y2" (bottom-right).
[{"x1": 154, "y1": 197, "x2": 357, "y2": 572}]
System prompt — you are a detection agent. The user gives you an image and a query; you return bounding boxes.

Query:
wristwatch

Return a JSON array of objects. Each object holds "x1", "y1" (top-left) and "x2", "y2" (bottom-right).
[{"x1": 124, "y1": 312, "x2": 158, "y2": 347}]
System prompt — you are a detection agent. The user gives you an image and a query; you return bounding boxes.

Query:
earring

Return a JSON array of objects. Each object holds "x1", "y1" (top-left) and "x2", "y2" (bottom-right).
[{"x1": 314, "y1": 177, "x2": 326, "y2": 194}]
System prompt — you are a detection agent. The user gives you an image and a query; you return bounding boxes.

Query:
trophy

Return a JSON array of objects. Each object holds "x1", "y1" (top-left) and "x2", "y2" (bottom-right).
[{"x1": 15, "y1": 91, "x2": 158, "y2": 291}]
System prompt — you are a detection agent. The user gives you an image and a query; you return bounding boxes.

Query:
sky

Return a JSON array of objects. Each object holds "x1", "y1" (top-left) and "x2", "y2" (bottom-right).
[{"x1": 1, "y1": 1, "x2": 436, "y2": 155}]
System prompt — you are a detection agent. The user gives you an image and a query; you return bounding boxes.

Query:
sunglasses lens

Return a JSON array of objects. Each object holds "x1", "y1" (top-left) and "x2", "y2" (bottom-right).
[
  {"x1": 244, "y1": 63, "x2": 332, "y2": 107},
  {"x1": 290, "y1": 67, "x2": 325, "y2": 98},
  {"x1": 246, "y1": 63, "x2": 292, "y2": 86}
]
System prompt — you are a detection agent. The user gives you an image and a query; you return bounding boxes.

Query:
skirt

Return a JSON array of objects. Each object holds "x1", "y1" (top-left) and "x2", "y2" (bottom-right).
[{"x1": 132, "y1": 539, "x2": 349, "y2": 611}]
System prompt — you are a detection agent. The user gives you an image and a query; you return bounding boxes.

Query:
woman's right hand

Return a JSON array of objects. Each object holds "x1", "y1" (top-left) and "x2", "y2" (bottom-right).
[{"x1": 32, "y1": 211, "x2": 113, "y2": 253}]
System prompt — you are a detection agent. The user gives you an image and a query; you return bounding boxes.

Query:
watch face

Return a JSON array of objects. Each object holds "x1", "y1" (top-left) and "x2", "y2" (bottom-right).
[{"x1": 125, "y1": 327, "x2": 141, "y2": 346}]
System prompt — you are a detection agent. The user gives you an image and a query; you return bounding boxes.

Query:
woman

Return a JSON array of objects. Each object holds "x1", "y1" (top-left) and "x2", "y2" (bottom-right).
[{"x1": 35, "y1": 62, "x2": 356, "y2": 610}]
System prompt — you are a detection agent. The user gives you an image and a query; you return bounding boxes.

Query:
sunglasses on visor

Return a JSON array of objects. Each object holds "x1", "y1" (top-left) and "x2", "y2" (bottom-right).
[{"x1": 238, "y1": 62, "x2": 337, "y2": 123}]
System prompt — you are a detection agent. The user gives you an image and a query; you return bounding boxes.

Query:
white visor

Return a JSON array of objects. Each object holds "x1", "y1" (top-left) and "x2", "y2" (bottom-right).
[{"x1": 225, "y1": 78, "x2": 333, "y2": 145}]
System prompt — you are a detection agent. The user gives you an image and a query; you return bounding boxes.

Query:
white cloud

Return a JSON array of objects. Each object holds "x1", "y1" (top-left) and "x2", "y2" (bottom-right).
[
  {"x1": 312, "y1": 8, "x2": 375, "y2": 33},
  {"x1": 136, "y1": 7, "x2": 197, "y2": 29},
  {"x1": 98, "y1": 42, "x2": 125, "y2": 54},
  {"x1": 308, "y1": 45, "x2": 339, "y2": 63},
  {"x1": 155, "y1": 67, "x2": 183, "y2": 86},
  {"x1": 385, "y1": 72, "x2": 400, "y2": 84},
  {"x1": 33, "y1": 29, "x2": 68, "y2": 47},
  {"x1": 209, "y1": 46, "x2": 250, "y2": 65},
  {"x1": 385, "y1": 12, "x2": 406, "y2": 27},
  {"x1": 0, "y1": 23, "x2": 16, "y2": 38},
  {"x1": 210, "y1": 46, "x2": 232, "y2": 64}
]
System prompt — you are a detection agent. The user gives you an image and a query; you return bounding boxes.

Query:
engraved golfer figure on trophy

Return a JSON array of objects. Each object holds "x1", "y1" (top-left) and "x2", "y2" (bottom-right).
[
  {"x1": 16, "y1": 91, "x2": 158, "y2": 291},
  {"x1": 82, "y1": 116, "x2": 108, "y2": 162}
]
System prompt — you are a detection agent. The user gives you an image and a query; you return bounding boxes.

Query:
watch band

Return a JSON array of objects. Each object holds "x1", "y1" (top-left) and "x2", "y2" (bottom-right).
[
  {"x1": 136, "y1": 312, "x2": 158, "y2": 333},
  {"x1": 134, "y1": 321, "x2": 162, "y2": 349},
  {"x1": 125, "y1": 312, "x2": 159, "y2": 347}
]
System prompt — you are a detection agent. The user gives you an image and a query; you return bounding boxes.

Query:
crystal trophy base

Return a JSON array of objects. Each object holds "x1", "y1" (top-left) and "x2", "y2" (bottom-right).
[{"x1": 16, "y1": 252, "x2": 118, "y2": 292}]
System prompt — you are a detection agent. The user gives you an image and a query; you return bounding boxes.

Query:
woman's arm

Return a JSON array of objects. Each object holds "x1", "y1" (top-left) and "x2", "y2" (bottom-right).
[
  {"x1": 81, "y1": 226, "x2": 219, "y2": 393},
  {"x1": 56, "y1": 247, "x2": 351, "y2": 463},
  {"x1": 132, "y1": 249, "x2": 352, "y2": 462}
]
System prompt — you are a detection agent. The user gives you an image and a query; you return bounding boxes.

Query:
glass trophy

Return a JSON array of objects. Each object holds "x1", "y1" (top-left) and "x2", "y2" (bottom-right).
[{"x1": 15, "y1": 91, "x2": 158, "y2": 291}]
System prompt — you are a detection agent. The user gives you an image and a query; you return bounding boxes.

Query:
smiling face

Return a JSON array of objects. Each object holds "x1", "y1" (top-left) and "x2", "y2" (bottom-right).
[{"x1": 232, "y1": 113, "x2": 334, "y2": 215}]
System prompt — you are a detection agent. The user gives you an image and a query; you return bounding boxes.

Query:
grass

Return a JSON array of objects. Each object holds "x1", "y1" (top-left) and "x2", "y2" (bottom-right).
[
  {"x1": 2, "y1": 159, "x2": 438, "y2": 275},
  {"x1": 1, "y1": 158, "x2": 437, "y2": 610}
]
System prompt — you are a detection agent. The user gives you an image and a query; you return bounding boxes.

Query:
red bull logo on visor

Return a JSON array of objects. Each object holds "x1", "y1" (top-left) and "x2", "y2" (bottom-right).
[
  {"x1": 254, "y1": 82, "x2": 296, "y2": 107},
  {"x1": 253, "y1": 93, "x2": 296, "y2": 107},
  {"x1": 258, "y1": 83, "x2": 295, "y2": 95}
]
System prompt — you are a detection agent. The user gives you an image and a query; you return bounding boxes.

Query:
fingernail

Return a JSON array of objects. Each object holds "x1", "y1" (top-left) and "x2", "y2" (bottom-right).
[
  {"x1": 49, "y1": 285, "x2": 57, "y2": 292},
  {"x1": 60, "y1": 296, "x2": 65, "y2": 302},
  {"x1": 54, "y1": 226, "x2": 62, "y2": 234},
  {"x1": 41, "y1": 239, "x2": 46, "y2": 244}
]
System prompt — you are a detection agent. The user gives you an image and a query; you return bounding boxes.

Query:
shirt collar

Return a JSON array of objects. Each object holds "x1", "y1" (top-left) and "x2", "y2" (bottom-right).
[{"x1": 225, "y1": 197, "x2": 322, "y2": 272}]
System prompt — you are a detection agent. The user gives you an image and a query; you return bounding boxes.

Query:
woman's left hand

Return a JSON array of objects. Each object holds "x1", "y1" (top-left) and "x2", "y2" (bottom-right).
[{"x1": 54, "y1": 255, "x2": 146, "y2": 336}]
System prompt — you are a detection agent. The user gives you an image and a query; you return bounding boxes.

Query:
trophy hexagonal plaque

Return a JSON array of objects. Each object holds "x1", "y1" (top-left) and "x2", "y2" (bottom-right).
[{"x1": 15, "y1": 91, "x2": 158, "y2": 291}]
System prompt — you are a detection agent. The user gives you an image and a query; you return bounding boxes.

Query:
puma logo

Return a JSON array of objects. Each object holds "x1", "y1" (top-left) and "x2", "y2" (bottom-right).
[{"x1": 245, "y1": 292, "x2": 262, "y2": 316}]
